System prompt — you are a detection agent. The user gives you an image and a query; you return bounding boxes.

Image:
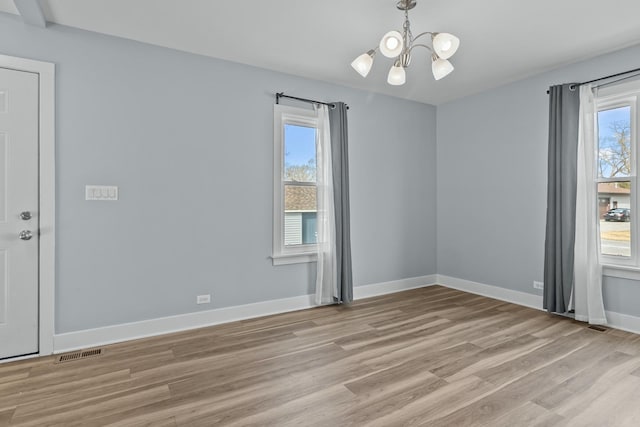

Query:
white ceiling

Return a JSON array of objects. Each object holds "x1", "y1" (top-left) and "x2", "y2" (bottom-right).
[{"x1": 2, "y1": 0, "x2": 640, "y2": 105}]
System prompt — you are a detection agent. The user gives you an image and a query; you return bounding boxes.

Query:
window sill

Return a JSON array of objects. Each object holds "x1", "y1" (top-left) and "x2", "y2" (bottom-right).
[
  {"x1": 271, "y1": 252, "x2": 317, "y2": 266},
  {"x1": 602, "y1": 264, "x2": 640, "y2": 281}
]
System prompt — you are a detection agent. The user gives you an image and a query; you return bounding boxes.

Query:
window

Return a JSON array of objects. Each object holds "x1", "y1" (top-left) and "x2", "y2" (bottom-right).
[
  {"x1": 272, "y1": 105, "x2": 320, "y2": 265},
  {"x1": 596, "y1": 82, "x2": 638, "y2": 270}
]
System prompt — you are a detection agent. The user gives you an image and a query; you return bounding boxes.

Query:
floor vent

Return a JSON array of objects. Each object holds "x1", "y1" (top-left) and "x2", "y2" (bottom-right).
[
  {"x1": 56, "y1": 348, "x2": 104, "y2": 363},
  {"x1": 588, "y1": 325, "x2": 608, "y2": 332}
]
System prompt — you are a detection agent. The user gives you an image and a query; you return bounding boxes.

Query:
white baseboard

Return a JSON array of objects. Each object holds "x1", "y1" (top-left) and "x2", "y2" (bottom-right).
[
  {"x1": 53, "y1": 274, "x2": 437, "y2": 353},
  {"x1": 353, "y1": 274, "x2": 437, "y2": 299},
  {"x1": 436, "y1": 275, "x2": 543, "y2": 310},
  {"x1": 604, "y1": 311, "x2": 640, "y2": 335},
  {"x1": 436, "y1": 274, "x2": 640, "y2": 335},
  {"x1": 53, "y1": 273, "x2": 640, "y2": 354},
  {"x1": 53, "y1": 294, "x2": 315, "y2": 354}
]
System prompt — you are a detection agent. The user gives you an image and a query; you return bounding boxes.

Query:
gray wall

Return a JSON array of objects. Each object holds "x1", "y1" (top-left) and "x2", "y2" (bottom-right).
[
  {"x1": 437, "y1": 43, "x2": 640, "y2": 317},
  {"x1": 0, "y1": 14, "x2": 437, "y2": 333}
]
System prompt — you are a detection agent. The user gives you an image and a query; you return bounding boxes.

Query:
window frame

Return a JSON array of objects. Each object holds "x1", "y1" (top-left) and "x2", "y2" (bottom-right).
[
  {"x1": 596, "y1": 83, "x2": 640, "y2": 277},
  {"x1": 272, "y1": 104, "x2": 319, "y2": 265}
]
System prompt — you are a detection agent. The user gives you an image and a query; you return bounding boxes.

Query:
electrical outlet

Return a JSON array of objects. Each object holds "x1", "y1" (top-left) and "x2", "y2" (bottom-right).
[
  {"x1": 533, "y1": 281, "x2": 544, "y2": 290},
  {"x1": 196, "y1": 294, "x2": 211, "y2": 304}
]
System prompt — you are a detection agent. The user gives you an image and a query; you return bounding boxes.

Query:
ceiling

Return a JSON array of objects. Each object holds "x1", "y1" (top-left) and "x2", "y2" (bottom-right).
[{"x1": 2, "y1": 0, "x2": 640, "y2": 105}]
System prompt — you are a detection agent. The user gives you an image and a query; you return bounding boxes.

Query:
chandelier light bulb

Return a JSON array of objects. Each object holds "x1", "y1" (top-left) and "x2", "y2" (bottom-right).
[
  {"x1": 351, "y1": 50, "x2": 376, "y2": 78},
  {"x1": 387, "y1": 63, "x2": 406, "y2": 85},
  {"x1": 379, "y1": 31, "x2": 404, "y2": 58},
  {"x1": 432, "y1": 33, "x2": 460, "y2": 60},
  {"x1": 432, "y1": 57, "x2": 454, "y2": 80},
  {"x1": 386, "y1": 38, "x2": 399, "y2": 50}
]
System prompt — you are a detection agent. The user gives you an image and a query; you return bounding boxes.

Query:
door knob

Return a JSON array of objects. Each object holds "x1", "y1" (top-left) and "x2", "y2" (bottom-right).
[
  {"x1": 19, "y1": 230, "x2": 33, "y2": 241},
  {"x1": 20, "y1": 211, "x2": 32, "y2": 220}
]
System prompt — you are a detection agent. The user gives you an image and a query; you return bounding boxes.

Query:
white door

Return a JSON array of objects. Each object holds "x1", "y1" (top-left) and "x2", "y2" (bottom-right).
[{"x1": 0, "y1": 67, "x2": 39, "y2": 359}]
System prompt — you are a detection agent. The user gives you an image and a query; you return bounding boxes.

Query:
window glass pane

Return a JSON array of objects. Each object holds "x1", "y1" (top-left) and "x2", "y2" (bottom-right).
[
  {"x1": 598, "y1": 106, "x2": 631, "y2": 178},
  {"x1": 283, "y1": 123, "x2": 317, "y2": 247},
  {"x1": 301, "y1": 212, "x2": 317, "y2": 244},
  {"x1": 284, "y1": 184, "x2": 317, "y2": 246},
  {"x1": 599, "y1": 182, "x2": 631, "y2": 257},
  {"x1": 284, "y1": 124, "x2": 316, "y2": 183}
]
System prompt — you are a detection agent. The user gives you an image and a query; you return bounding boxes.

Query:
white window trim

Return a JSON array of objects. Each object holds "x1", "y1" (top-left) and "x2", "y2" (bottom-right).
[
  {"x1": 596, "y1": 84, "x2": 639, "y2": 275},
  {"x1": 603, "y1": 264, "x2": 640, "y2": 281},
  {"x1": 272, "y1": 104, "x2": 319, "y2": 265}
]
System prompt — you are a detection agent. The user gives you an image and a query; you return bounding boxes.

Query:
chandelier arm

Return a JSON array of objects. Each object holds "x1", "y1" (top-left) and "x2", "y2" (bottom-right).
[
  {"x1": 408, "y1": 43, "x2": 433, "y2": 54},
  {"x1": 411, "y1": 32, "x2": 433, "y2": 44}
]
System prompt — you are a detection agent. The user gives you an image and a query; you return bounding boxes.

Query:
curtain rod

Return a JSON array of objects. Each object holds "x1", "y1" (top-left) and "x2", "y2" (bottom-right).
[
  {"x1": 582, "y1": 66, "x2": 640, "y2": 86},
  {"x1": 546, "y1": 66, "x2": 640, "y2": 94},
  {"x1": 275, "y1": 92, "x2": 349, "y2": 110}
]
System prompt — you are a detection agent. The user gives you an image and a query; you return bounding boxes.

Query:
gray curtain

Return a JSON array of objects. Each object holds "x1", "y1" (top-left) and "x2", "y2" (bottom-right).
[
  {"x1": 329, "y1": 102, "x2": 353, "y2": 304},
  {"x1": 543, "y1": 84, "x2": 580, "y2": 313}
]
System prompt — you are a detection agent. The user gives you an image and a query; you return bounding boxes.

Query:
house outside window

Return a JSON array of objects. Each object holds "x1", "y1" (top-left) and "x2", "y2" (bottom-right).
[
  {"x1": 284, "y1": 186, "x2": 317, "y2": 246},
  {"x1": 596, "y1": 81, "x2": 638, "y2": 269},
  {"x1": 272, "y1": 105, "x2": 320, "y2": 265}
]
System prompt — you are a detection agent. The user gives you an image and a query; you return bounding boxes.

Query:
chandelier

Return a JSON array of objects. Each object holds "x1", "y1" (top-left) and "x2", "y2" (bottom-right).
[{"x1": 351, "y1": 0, "x2": 460, "y2": 85}]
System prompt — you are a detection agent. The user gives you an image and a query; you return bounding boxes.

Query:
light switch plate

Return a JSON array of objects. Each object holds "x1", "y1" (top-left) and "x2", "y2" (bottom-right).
[{"x1": 85, "y1": 185, "x2": 118, "y2": 201}]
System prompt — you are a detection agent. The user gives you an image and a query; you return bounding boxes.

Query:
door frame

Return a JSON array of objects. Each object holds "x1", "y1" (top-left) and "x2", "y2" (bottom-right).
[{"x1": 0, "y1": 54, "x2": 55, "y2": 357}]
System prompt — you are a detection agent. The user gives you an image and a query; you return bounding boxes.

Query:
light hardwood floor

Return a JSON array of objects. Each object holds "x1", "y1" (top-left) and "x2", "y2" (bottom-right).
[{"x1": 3, "y1": 285, "x2": 640, "y2": 426}]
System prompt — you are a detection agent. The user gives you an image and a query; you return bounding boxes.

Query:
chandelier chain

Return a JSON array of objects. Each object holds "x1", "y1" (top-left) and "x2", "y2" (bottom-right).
[{"x1": 401, "y1": 6, "x2": 413, "y2": 67}]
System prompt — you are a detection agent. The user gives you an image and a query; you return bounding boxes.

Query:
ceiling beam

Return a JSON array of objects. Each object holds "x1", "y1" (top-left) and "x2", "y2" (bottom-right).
[{"x1": 13, "y1": 0, "x2": 47, "y2": 28}]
